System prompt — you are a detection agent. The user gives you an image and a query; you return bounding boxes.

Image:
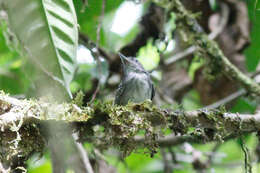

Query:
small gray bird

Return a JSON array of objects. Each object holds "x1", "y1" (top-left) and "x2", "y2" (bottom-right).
[{"x1": 115, "y1": 53, "x2": 155, "y2": 105}]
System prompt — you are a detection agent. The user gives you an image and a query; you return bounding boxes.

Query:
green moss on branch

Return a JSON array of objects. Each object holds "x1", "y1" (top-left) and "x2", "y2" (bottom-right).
[
  {"x1": 153, "y1": 0, "x2": 260, "y2": 96},
  {"x1": 1, "y1": 91, "x2": 260, "y2": 169}
]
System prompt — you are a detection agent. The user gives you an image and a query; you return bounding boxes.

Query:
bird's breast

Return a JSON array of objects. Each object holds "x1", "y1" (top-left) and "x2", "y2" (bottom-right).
[{"x1": 124, "y1": 73, "x2": 152, "y2": 103}]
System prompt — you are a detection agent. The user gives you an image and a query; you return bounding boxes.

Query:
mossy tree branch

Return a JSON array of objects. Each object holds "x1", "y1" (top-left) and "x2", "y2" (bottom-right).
[
  {"x1": 153, "y1": 0, "x2": 260, "y2": 97},
  {"x1": 1, "y1": 91, "x2": 260, "y2": 169}
]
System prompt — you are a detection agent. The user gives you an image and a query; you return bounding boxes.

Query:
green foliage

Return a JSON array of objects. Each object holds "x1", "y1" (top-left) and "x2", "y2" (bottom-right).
[
  {"x1": 0, "y1": 0, "x2": 260, "y2": 172},
  {"x1": 182, "y1": 90, "x2": 203, "y2": 110},
  {"x1": 231, "y1": 98, "x2": 257, "y2": 114},
  {"x1": 72, "y1": 90, "x2": 84, "y2": 106},
  {"x1": 1, "y1": 0, "x2": 78, "y2": 97},
  {"x1": 137, "y1": 40, "x2": 160, "y2": 70},
  {"x1": 209, "y1": 0, "x2": 219, "y2": 11},
  {"x1": 0, "y1": 28, "x2": 32, "y2": 94},
  {"x1": 245, "y1": 0, "x2": 260, "y2": 71},
  {"x1": 28, "y1": 157, "x2": 52, "y2": 173},
  {"x1": 74, "y1": 0, "x2": 123, "y2": 48},
  {"x1": 188, "y1": 56, "x2": 205, "y2": 80},
  {"x1": 70, "y1": 63, "x2": 95, "y2": 93}
]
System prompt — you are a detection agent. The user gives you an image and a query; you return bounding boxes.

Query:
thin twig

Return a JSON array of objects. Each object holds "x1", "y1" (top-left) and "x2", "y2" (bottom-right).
[
  {"x1": 80, "y1": 0, "x2": 88, "y2": 12},
  {"x1": 164, "y1": 46, "x2": 196, "y2": 65},
  {"x1": 239, "y1": 138, "x2": 252, "y2": 173},
  {"x1": 96, "y1": 0, "x2": 106, "y2": 48},
  {"x1": 204, "y1": 89, "x2": 246, "y2": 109},
  {"x1": 203, "y1": 71, "x2": 260, "y2": 109},
  {"x1": 89, "y1": 0, "x2": 106, "y2": 103},
  {"x1": 73, "y1": 134, "x2": 94, "y2": 173},
  {"x1": 161, "y1": 148, "x2": 172, "y2": 173},
  {"x1": 156, "y1": 87, "x2": 176, "y2": 104},
  {"x1": 89, "y1": 83, "x2": 101, "y2": 103},
  {"x1": 207, "y1": 143, "x2": 221, "y2": 166},
  {"x1": 208, "y1": 3, "x2": 229, "y2": 40},
  {"x1": 135, "y1": 134, "x2": 201, "y2": 147}
]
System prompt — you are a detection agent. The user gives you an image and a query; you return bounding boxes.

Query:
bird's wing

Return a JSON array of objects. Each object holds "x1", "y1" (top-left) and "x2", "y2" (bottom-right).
[
  {"x1": 114, "y1": 82, "x2": 126, "y2": 105},
  {"x1": 151, "y1": 83, "x2": 155, "y2": 100},
  {"x1": 148, "y1": 73, "x2": 155, "y2": 100}
]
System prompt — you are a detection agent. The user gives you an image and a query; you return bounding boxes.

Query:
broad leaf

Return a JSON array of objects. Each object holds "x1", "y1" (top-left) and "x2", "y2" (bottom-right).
[
  {"x1": 1, "y1": 0, "x2": 78, "y2": 98},
  {"x1": 245, "y1": 0, "x2": 260, "y2": 71}
]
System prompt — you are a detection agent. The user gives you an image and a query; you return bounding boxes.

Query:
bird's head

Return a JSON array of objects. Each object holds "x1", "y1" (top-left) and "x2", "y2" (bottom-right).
[{"x1": 119, "y1": 53, "x2": 145, "y2": 73}]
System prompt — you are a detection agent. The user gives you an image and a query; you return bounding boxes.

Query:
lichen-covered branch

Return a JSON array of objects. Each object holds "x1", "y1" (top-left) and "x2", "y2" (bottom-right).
[
  {"x1": 0, "y1": 91, "x2": 260, "y2": 169},
  {"x1": 153, "y1": 0, "x2": 260, "y2": 96}
]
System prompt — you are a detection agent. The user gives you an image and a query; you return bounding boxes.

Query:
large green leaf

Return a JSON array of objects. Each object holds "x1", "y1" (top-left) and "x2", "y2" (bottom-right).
[
  {"x1": 1, "y1": 0, "x2": 78, "y2": 97},
  {"x1": 245, "y1": 0, "x2": 260, "y2": 71}
]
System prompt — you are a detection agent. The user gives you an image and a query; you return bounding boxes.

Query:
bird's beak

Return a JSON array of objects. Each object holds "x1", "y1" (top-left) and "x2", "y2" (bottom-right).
[{"x1": 118, "y1": 53, "x2": 130, "y2": 66}]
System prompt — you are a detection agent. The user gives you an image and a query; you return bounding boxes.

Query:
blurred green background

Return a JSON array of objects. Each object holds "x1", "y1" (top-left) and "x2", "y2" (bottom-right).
[{"x1": 0, "y1": 0, "x2": 260, "y2": 172}]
